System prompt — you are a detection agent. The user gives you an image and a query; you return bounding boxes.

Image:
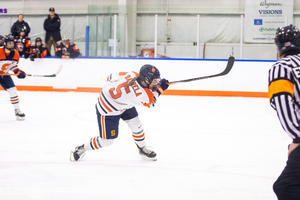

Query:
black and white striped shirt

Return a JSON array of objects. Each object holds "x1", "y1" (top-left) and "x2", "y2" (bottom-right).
[{"x1": 268, "y1": 54, "x2": 300, "y2": 143}]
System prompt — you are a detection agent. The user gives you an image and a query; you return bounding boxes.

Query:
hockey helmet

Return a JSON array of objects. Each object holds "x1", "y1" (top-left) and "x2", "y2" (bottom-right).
[
  {"x1": 35, "y1": 37, "x2": 42, "y2": 43},
  {"x1": 35, "y1": 37, "x2": 42, "y2": 46},
  {"x1": 275, "y1": 24, "x2": 300, "y2": 56},
  {"x1": 3, "y1": 34, "x2": 15, "y2": 51},
  {"x1": 137, "y1": 64, "x2": 161, "y2": 90},
  {"x1": 62, "y1": 36, "x2": 70, "y2": 44}
]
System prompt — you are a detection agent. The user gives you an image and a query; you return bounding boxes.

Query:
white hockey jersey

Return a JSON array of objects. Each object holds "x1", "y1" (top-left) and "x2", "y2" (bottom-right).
[
  {"x1": 0, "y1": 47, "x2": 20, "y2": 75},
  {"x1": 96, "y1": 71, "x2": 160, "y2": 116}
]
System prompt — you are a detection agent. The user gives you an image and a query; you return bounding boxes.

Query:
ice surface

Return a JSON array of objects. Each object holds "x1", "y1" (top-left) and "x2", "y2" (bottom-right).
[{"x1": 0, "y1": 91, "x2": 290, "y2": 200}]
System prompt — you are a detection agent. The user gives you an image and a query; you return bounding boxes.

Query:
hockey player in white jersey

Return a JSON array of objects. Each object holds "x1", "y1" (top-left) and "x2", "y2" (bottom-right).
[{"x1": 70, "y1": 64, "x2": 169, "y2": 161}]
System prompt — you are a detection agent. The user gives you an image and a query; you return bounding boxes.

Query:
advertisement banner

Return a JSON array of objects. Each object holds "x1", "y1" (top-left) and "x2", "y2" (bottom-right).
[{"x1": 244, "y1": 0, "x2": 293, "y2": 43}]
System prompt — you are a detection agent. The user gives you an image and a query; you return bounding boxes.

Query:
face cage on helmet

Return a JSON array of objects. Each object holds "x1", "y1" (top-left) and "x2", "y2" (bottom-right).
[
  {"x1": 5, "y1": 41, "x2": 15, "y2": 52},
  {"x1": 149, "y1": 78, "x2": 161, "y2": 92}
]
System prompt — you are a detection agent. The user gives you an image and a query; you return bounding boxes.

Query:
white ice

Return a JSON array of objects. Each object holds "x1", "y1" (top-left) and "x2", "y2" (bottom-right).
[{"x1": 0, "y1": 91, "x2": 290, "y2": 200}]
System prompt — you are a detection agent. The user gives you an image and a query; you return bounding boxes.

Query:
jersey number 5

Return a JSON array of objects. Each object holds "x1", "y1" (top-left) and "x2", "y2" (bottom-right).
[{"x1": 109, "y1": 82, "x2": 130, "y2": 99}]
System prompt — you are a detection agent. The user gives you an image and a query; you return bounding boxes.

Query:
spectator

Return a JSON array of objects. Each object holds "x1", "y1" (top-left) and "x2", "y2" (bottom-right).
[
  {"x1": 43, "y1": 7, "x2": 61, "y2": 54},
  {"x1": 27, "y1": 37, "x2": 51, "y2": 61},
  {"x1": 55, "y1": 36, "x2": 80, "y2": 59},
  {"x1": 14, "y1": 28, "x2": 31, "y2": 57},
  {"x1": 11, "y1": 14, "x2": 31, "y2": 37}
]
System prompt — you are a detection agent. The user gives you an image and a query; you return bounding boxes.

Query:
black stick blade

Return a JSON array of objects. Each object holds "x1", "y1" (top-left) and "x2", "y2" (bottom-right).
[
  {"x1": 168, "y1": 56, "x2": 235, "y2": 85},
  {"x1": 217, "y1": 56, "x2": 235, "y2": 76}
]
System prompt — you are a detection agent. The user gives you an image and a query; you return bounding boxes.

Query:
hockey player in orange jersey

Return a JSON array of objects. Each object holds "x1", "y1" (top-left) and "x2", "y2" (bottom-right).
[
  {"x1": 0, "y1": 35, "x2": 26, "y2": 120},
  {"x1": 70, "y1": 64, "x2": 169, "y2": 161},
  {"x1": 55, "y1": 36, "x2": 80, "y2": 59},
  {"x1": 14, "y1": 28, "x2": 31, "y2": 57}
]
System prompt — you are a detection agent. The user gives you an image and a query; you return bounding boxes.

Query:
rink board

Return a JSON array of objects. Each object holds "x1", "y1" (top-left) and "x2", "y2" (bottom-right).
[{"x1": 1, "y1": 57, "x2": 274, "y2": 97}]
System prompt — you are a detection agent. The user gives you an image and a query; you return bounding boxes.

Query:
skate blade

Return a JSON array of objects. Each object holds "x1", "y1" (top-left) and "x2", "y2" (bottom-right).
[
  {"x1": 70, "y1": 150, "x2": 85, "y2": 162},
  {"x1": 141, "y1": 155, "x2": 157, "y2": 161},
  {"x1": 70, "y1": 151, "x2": 76, "y2": 162},
  {"x1": 16, "y1": 116, "x2": 25, "y2": 121}
]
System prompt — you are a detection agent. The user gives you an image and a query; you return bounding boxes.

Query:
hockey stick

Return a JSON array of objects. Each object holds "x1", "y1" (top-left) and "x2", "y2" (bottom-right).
[
  {"x1": 28, "y1": 65, "x2": 63, "y2": 77},
  {"x1": 167, "y1": 56, "x2": 235, "y2": 85},
  {"x1": 2, "y1": 65, "x2": 63, "y2": 77}
]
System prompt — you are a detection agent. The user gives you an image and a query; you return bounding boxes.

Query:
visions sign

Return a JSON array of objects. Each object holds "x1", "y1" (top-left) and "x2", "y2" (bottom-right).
[{"x1": 244, "y1": 0, "x2": 293, "y2": 43}]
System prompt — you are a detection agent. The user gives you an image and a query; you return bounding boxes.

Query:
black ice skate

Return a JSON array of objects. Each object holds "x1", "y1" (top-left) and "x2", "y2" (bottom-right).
[
  {"x1": 15, "y1": 109, "x2": 25, "y2": 121},
  {"x1": 136, "y1": 144, "x2": 157, "y2": 161},
  {"x1": 70, "y1": 145, "x2": 86, "y2": 162}
]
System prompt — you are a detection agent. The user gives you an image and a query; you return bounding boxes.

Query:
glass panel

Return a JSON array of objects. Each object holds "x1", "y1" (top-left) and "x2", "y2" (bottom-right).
[
  {"x1": 98, "y1": 15, "x2": 114, "y2": 57},
  {"x1": 0, "y1": 0, "x2": 297, "y2": 60},
  {"x1": 136, "y1": 14, "x2": 198, "y2": 59},
  {"x1": 161, "y1": 14, "x2": 198, "y2": 59},
  {"x1": 24, "y1": 15, "x2": 45, "y2": 43},
  {"x1": 74, "y1": 16, "x2": 87, "y2": 56},
  {"x1": 200, "y1": 14, "x2": 241, "y2": 59},
  {"x1": 136, "y1": 14, "x2": 155, "y2": 58},
  {"x1": 117, "y1": 11, "x2": 127, "y2": 58},
  {"x1": 60, "y1": 16, "x2": 73, "y2": 41},
  {"x1": 88, "y1": 15, "x2": 97, "y2": 57},
  {"x1": 0, "y1": 17, "x2": 11, "y2": 36}
]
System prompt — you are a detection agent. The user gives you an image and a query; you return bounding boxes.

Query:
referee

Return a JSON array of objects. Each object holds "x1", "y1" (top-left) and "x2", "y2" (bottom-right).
[{"x1": 268, "y1": 24, "x2": 300, "y2": 200}]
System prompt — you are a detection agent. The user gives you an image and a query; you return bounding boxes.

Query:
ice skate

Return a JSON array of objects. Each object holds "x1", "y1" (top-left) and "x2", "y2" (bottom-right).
[
  {"x1": 15, "y1": 109, "x2": 25, "y2": 121},
  {"x1": 70, "y1": 144, "x2": 86, "y2": 162},
  {"x1": 136, "y1": 144, "x2": 157, "y2": 161}
]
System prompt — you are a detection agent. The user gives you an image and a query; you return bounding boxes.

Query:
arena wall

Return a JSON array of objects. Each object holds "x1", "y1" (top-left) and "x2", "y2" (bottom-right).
[{"x1": 2, "y1": 57, "x2": 274, "y2": 98}]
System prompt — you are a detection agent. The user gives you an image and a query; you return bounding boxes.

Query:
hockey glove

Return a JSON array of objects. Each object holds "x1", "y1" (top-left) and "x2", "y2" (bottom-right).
[
  {"x1": 13, "y1": 69, "x2": 26, "y2": 79},
  {"x1": 30, "y1": 54, "x2": 36, "y2": 61},
  {"x1": 156, "y1": 79, "x2": 169, "y2": 95},
  {"x1": 160, "y1": 79, "x2": 169, "y2": 91}
]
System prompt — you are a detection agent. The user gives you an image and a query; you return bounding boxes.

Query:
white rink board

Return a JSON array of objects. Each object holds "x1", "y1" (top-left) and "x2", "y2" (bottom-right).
[{"x1": 14, "y1": 57, "x2": 275, "y2": 92}]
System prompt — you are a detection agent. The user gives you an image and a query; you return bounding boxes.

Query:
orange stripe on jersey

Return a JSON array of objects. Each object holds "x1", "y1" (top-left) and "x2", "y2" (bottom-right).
[
  {"x1": 268, "y1": 79, "x2": 294, "y2": 100},
  {"x1": 26, "y1": 39, "x2": 31, "y2": 47},
  {"x1": 100, "y1": 94, "x2": 112, "y2": 112},
  {"x1": 141, "y1": 88, "x2": 155, "y2": 108},
  {"x1": 13, "y1": 50, "x2": 20, "y2": 63},
  {"x1": 0, "y1": 47, "x2": 6, "y2": 60},
  {"x1": 120, "y1": 71, "x2": 139, "y2": 77},
  {"x1": 93, "y1": 137, "x2": 99, "y2": 149},
  {"x1": 10, "y1": 98, "x2": 19, "y2": 102},
  {"x1": 73, "y1": 46, "x2": 80, "y2": 52},
  {"x1": 41, "y1": 49, "x2": 47, "y2": 58},
  {"x1": 101, "y1": 116, "x2": 106, "y2": 139},
  {"x1": 132, "y1": 133, "x2": 145, "y2": 138}
]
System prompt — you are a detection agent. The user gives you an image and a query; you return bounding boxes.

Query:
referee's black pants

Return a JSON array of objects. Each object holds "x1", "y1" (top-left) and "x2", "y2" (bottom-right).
[{"x1": 273, "y1": 145, "x2": 300, "y2": 200}]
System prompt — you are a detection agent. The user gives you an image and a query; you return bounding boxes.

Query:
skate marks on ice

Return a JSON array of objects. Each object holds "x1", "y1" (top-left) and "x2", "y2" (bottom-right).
[{"x1": 0, "y1": 91, "x2": 287, "y2": 200}]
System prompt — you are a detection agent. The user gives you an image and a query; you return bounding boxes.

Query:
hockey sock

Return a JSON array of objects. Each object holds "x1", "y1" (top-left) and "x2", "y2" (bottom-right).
[
  {"x1": 7, "y1": 87, "x2": 20, "y2": 110},
  {"x1": 125, "y1": 117, "x2": 146, "y2": 148},
  {"x1": 84, "y1": 136, "x2": 114, "y2": 151}
]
